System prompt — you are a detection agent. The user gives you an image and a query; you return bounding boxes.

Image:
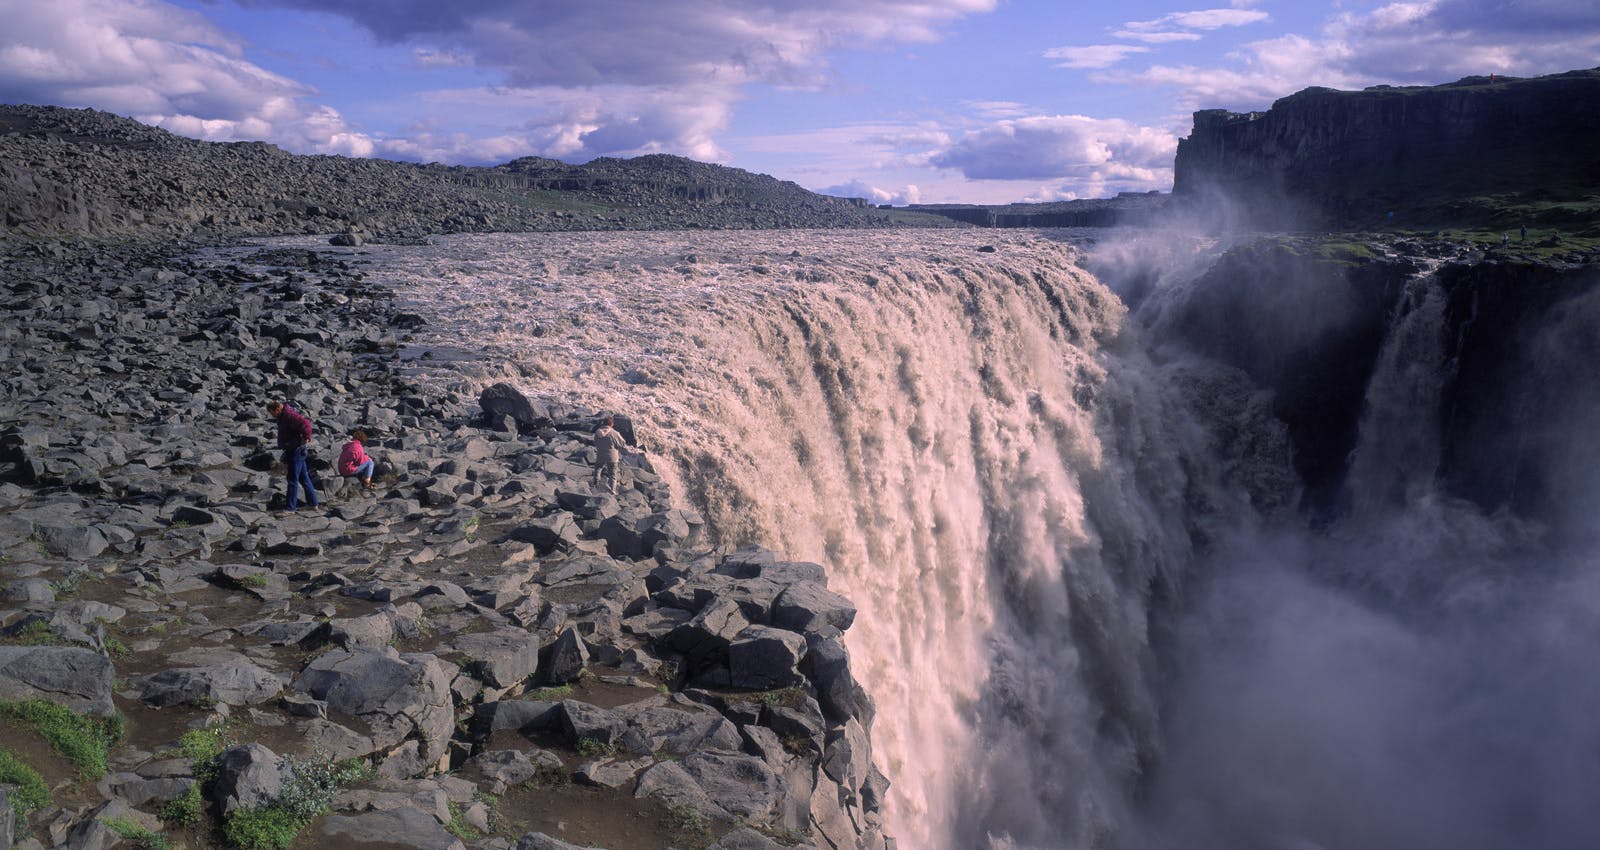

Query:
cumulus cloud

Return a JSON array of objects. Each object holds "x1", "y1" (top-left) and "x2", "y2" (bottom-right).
[
  {"x1": 818, "y1": 178, "x2": 920, "y2": 206},
  {"x1": 0, "y1": 0, "x2": 374, "y2": 155},
  {"x1": 1044, "y1": 44, "x2": 1152, "y2": 70},
  {"x1": 367, "y1": 82, "x2": 738, "y2": 164},
  {"x1": 930, "y1": 114, "x2": 1176, "y2": 193},
  {"x1": 232, "y1": 0, "x2": 996, "y2": 159},
  {"x1": 2, "y1": 0, "x2": 998, "y2": 168},
  {"x1": 1105, "y1": 0, "x2": 1600, "y2": 115}
]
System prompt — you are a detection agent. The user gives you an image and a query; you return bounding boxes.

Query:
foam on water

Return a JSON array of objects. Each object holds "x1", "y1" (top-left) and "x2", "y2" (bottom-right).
[{"x1": 308, "y1": 228, "x2": 1224, "y2": 849}]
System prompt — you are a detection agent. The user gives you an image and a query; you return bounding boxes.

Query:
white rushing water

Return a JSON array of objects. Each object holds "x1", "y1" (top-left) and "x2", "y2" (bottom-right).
[
  {"x1": 230, "y1": 228, "x2": 1600, "y2": 850},
  {"x1": 309, "y1": 228, "x2": 1230, "y2": 849}
]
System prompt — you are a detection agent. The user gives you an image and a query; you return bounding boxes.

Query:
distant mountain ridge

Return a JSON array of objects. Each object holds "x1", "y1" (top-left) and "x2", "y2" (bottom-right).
[
  {"x1": 1172, "y1": 67, "x2": 1600, "y2": 229},
  {"x1": 0, "y1": 104, "x2": 947, "y2": 240}
]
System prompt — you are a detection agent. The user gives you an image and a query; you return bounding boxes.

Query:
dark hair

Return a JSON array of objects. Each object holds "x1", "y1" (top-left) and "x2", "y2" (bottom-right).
[
  {"x1": 266, "y1": 401, "x2": 283, "y2": 413},
  {"x1": 603, "y1": 416, "x2": 614, "y2": 426},
  {"x1": 352, "y1": 430, "x2": 367, "y2": 442}
]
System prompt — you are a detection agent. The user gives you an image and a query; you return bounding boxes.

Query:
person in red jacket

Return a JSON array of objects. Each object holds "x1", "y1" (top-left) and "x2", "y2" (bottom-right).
[
  {"x1": 338, "y1": 430, "x2": 376, "y2": 491},
  {"x1": 267, "y1": 400, "x2": 318, "y2": 511}
]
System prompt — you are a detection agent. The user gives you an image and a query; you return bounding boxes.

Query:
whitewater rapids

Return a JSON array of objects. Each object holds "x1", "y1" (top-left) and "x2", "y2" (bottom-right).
[{"x1": 331, "y1": 228, "x2": 1221, "y2": 849}]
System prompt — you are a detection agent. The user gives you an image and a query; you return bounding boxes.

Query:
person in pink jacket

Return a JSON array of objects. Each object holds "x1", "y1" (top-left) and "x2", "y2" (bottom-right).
[{"x1": 338, "y1": 430, "x2": 376, "y2": 491}]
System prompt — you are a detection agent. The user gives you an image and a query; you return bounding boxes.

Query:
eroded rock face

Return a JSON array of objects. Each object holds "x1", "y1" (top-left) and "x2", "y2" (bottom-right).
[{"x1": 1173, "y1": 69, "x2": 1600, "y2": 225}]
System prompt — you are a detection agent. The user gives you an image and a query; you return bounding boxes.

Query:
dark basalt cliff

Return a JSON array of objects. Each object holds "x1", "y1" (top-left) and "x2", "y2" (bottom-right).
[
  {"x1": 1173, "y1": 68, "x2": 1600, "y2": 228},
  {"x1": 1157, "y1": 237, "x2": 1600, "y2": 541}
]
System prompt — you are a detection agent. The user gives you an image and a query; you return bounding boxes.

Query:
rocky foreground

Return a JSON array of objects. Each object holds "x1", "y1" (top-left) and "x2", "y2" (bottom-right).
[{"x1": 0, "y1": 240, "x2": 887, "y2": 850}]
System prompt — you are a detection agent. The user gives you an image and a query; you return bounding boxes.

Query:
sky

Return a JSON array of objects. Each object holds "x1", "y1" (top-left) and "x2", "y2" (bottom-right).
[{"x1": 1, "y1": 0, "x2": 1597, "y2": 205}]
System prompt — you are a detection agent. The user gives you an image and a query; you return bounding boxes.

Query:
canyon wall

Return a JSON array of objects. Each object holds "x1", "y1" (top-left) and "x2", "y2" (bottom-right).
[{"x1": 1172, "y1": 68, "x2": 1600, "y2": 227}]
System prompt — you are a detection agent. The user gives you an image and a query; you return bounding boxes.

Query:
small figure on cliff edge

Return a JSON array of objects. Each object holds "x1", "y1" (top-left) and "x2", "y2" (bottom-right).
[
  {"x1": 1521, "y1": 225, "x2": 1528, "y2": 242},
  {"x1": 592, "y1": 415, "x2": 630, "y2": 496},
  {"x1": 338, "y1": 429, "x2": 377, "y2": 492},
  {"x1": 268, "y1": 400, "x2": 319, "y2": 511}
]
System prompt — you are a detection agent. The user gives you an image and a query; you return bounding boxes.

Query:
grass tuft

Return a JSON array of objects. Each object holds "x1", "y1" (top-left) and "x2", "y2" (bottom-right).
[
  {"x1": 530, "y1": 684, "x2": 572, "y2": 701},
  {"x1": 0, "y1": 698, "x2": 123, "y2": 778},
  {"x1": 103, "y1": 815, "x2": 172, "y2": 850},
  {"x1": 445, "y1": 801, "x2": 481, "y2": 842},
  {"x1": 0, "y1": 747, "x2": 50, "y2": 832},
  {"x1": 219, "y1": 752, "x2": 372, "y2": 849}
]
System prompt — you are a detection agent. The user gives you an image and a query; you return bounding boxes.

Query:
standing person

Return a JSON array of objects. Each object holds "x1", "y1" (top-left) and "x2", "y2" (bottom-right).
[
  {"x1": 592, "y1": 415, "x2": 629, "y2": 496},
  {"x1": 267, "y1": 401, "x2": 318, "y2": 511},
  {"x1": 338, "y1": 429, "x2": 376, "y2": 491}
]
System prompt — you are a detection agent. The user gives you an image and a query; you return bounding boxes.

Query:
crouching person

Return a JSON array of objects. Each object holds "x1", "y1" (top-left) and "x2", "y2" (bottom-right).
[{"x1": 338, "y1": 430, "x2": 377, "y2": 492}]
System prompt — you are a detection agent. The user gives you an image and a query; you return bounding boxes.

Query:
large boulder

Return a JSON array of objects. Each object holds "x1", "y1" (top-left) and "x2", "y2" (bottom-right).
[
  {"x1": 35, "y1": 523, "x2": 108, "y2": 560},
  {"x1": 478, "y1": 383, "x2": 548, "y2": 434},
  {"x1": 294, "y1": 649, "x2": 455, "y2": 768},
  {"x1": 772, "y1": 582, "x2": 857, "y2": 634},
  {"x1": 453, "y1": 629, "x2": 541, "y2": 691},
  {"x1": 558, "y1": 700, "x2": 624, "y2": 748},
  {"x1": 539, "y1": 628, "x2": 589, "y2": 685},
  {"x1": 728, "y1": 626, "x2": 808, "y2": 690},
  {"x1": 507, "y1": 513, "x2": 579, "y2": 554},
  {"x1": 212, "y1": 743, "x2": 284, "y2": 816}
]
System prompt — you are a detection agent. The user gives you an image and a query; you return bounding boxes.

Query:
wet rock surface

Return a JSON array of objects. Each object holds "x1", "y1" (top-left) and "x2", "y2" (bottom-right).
[{"x1": 0, "y1": 241, "x2": 887, "y2": 850}]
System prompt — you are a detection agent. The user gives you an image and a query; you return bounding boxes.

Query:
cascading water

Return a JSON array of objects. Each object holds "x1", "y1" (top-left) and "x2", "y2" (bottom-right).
[
  {"x1": 1345, "y1": 270, "x2": 1451, "y2": 514},
  {"x1": 298, "y1": 228, "x2": 1238, "y2": 849},
  {"x1": 225, "y1": 227, "x2": 1600, "y2": 850}
]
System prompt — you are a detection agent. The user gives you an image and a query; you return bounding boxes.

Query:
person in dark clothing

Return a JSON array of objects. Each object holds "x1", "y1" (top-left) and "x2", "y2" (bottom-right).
[{"x1": 267, "y1": 400, "x2": 318, "y2": 511}]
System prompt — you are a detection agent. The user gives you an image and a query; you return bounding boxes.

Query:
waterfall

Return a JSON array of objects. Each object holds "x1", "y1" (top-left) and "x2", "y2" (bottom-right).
[
  {"x1": 229, "y1": 228, "x2": 1600, "y2": 850},
  {"x1": 1345, "y1": 271, "x2": 1451, "y2": 514},
  {"x1": 341, "y1": 229, "x2": 1232, "y2": 849}
]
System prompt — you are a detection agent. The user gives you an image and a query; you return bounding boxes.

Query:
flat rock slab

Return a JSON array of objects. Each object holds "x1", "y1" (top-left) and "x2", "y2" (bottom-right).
[
  {"x1": 0, "y1": 645, "x2": 115, "y2": 716},
  {"x1": 314, "y1": 807, "x2": 465, "y2": 850},
  {"x1": 135, "y1": 662, "x2": 282, "y2": 707}
]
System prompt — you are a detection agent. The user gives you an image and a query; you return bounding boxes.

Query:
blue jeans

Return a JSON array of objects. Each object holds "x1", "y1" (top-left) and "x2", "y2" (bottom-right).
[
  {"x1": 351, "y1": 459, "x2": 375, "y2": 480},
  {"x1": 284, "y1": 445, "x2": 318, "y2": 509}
]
